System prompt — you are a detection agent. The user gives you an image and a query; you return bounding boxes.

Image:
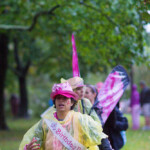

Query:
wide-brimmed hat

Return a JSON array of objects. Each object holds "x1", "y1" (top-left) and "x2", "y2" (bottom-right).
[
  {"x1": 61, "y1": 77, "x2": 84, "y2": 90},
  {"x1": 50, "y1": 82, "x2": 79, "y2": 101}
]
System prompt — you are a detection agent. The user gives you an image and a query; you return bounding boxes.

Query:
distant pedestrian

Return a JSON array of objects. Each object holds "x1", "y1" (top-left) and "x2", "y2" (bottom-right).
[
  {"x1": 140, "y1": 81, "x2": 150, "y2": 130},
  {"x1": 10, "y1": 94, "x2": 19, "y2": 118},
  {"x1": 130, "y1": 84, "x2": 140, "y2": 130}
]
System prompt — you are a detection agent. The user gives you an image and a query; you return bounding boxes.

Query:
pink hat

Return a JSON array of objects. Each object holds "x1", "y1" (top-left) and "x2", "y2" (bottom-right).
[
  {"x1": 50, "y1": 82, "x2": 79, "y2": 101},
  {"x1": 96, "y1": 82, "x2": 103, "y2": 92}
]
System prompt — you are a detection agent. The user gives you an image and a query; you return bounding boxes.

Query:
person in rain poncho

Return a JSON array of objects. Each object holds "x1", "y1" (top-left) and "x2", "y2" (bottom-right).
[
  {"x1": 61, "y1": 77, "x2": 112, "y2": 150},
  {"x1": 61, "y1": 77, "x2": 100, "y2": 123},
  {"x1": 19, "y1": 82, "x2": 107, "y2": 150},
  {"x1": 130, "y1": 84, "x2": 140, "y2": 130}
]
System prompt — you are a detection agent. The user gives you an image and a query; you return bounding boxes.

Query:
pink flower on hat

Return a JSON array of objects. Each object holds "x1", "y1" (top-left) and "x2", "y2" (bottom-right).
[
  {"x1": 52, "y1": 82, "x2": 73, "y2": 92},
  {"x1": 50, "y1": 82, "x2": 78, "y2": 101}
]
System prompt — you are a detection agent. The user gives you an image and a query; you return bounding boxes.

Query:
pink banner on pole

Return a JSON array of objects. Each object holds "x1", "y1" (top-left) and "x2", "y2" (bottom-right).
[
  {"x1": 92, "y1": 65, "x2": 129, "y2": 124},
  {"x1": 72, "y1": 34, "x2": 80, "y2": 77}
]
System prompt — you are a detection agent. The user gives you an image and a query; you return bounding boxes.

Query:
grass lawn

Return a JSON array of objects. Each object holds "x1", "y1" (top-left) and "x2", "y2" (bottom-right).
[
  {"x1": 0, "y1": 114, "x2": 150, "y2": 150},
  {"x1": 122, "y1": 114, "x2": 150, "y2": 150},
  {"x1": 0, "y1": 117, "x2": 39, "y2": 150}
]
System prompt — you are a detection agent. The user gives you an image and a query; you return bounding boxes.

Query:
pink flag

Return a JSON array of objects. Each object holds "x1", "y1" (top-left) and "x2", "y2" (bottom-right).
[
  {"x1": 72, "y1": 34, "x2": 80, "y2": 77},
  {"x1": 92, "y1": 65, "x2": 129, "y2": 124}
]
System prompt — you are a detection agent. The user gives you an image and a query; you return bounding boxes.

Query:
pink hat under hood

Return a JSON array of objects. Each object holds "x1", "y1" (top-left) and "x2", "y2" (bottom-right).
[{"x1": 50, "y1": 82, "x2": 79, "y2": 101}]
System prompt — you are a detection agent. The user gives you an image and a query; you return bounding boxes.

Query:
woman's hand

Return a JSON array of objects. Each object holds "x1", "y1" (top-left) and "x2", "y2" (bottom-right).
[{"x1": 26, "y1": 138, "x2": 40, "y2": 150}]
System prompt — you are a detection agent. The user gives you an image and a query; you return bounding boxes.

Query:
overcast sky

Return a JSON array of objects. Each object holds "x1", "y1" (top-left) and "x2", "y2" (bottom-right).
[
  {"x1": 144, "y1": 23, "x2": 150, "y2": 33},
  {"x1": 144, "y1": 10, "x2": 150, "y2": 33}
]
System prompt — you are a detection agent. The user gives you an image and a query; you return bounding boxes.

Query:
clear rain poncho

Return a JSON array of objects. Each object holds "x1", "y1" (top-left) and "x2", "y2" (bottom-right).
[
  {"x1": 74, "y1": 98, "x2": 100, "y2": 123},
  {"x1": 19, "y1": 110, "x2": 107, "y2": 150}
]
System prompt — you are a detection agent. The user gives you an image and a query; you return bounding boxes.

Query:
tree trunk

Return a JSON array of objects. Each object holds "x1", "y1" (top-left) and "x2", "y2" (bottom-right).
[
  {"x1": 0, "y1": 34, "x2": 9, "y2": 130},
  {"x1": 18, "y1": 76, "x2": 29, "y2": 118},
  {"x1": 13, "y1": 38, "x2": 30, "y2": 118}
]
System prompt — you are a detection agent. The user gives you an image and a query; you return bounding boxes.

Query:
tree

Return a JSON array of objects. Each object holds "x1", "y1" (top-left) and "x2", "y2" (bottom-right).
[
  {"x1": 0, "y1": 1, "x2": 60, "y2": 129},
  {"x1": 12, "y1": 37, "x2": 31, "y2": 117},
  {"x1": 0, "y1": 33, "x2": 9, "y2": 130},
  {"x1": 0, "y1": 0, "x2": 149, "y2": 130}
]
